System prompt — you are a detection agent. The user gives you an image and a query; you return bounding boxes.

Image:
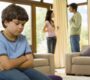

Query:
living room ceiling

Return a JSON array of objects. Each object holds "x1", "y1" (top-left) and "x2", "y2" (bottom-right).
[
  {"x1": 0, "y1": 0, "x2": 52, "y2": 6},
  {"x1": 0, "y1": 0, "x2": 40, "y2": 3}
]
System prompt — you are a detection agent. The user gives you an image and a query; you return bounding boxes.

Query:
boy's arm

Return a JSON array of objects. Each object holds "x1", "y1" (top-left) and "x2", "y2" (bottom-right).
[
  {"x1": 18, "y1": 53, "x2": 34, "y2": 69},
  {"x1": 0, "y1": 55, "x2": 27, "y2": 70}
]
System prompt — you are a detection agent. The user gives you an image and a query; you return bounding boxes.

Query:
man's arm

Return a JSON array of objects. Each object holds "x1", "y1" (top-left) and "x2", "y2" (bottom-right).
[
  {"x1": 18, "y1": 53, "x2": 34, "y2": 69},
  {"x1": 0, "y1": 55, "x2": 27, "y2": 70}
]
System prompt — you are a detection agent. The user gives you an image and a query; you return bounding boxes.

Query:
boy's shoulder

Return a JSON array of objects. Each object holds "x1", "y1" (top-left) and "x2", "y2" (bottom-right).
[
  {"x1": 0, "y1": 31, "x2": 5, "y2": 39},
  {"x1": 0, "y1": 31, "x2": 26, "y2": 42},
  {"x1": 0, "y1": 31, "x2": 7, "y2": 43}
]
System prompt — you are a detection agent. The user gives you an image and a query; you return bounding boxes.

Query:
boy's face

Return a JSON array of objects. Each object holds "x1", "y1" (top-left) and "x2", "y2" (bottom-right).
[{"x1": 4, "y1": 19, "x2": 26, "y2": 36}]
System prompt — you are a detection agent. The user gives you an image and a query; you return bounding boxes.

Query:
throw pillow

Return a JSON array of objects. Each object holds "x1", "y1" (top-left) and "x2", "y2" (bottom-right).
[
  {"x1": 48, "y1": 75, "x2": 62, "y2": 80},
  {"x1": 80, "y1": 46, "x2": 90, "y2": 56}
]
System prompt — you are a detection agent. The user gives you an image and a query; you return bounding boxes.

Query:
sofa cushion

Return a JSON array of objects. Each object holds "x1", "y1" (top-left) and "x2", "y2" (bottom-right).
[
  {"x1": 72, "y1": 56, "x2": 90, "y2": 65},
  {"x1": 34, "y1": 58, "x2": 48, "y2": 67}
]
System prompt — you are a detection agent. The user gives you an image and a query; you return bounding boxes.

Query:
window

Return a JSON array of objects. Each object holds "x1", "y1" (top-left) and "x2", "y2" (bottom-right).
[
  {"x1": 78, "y1": 5, "x2": 88, "y2": 48},
  {"x1": 43, "y1": 0, "x2": 53, "y2": 3},
  {"x1": 36, "y1": 7, "x2": 47, "y2": 53},
  {"x1": 67, "y1": 0, "x2": 87, "y2": 4}
]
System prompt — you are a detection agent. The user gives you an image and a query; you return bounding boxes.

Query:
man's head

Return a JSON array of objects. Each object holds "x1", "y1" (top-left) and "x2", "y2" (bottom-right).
[
  {"x1": 69, "y1": 3, "x2": 78, "y2": 13},
  {"x1": 2, "y1": 4, "x2": 29, "y2": 28}
]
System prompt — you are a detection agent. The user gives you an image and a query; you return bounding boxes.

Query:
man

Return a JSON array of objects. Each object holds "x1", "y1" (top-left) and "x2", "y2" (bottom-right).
[
  {"x1": 0, "y1": 4, "x2": 51, "y2": 80},
  {"x1": 69, "y1": 3, "x2": 82, "y2": 52}
]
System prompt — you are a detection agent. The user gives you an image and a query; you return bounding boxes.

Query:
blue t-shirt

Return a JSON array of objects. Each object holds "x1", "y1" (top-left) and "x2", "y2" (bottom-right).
[{"x1": 0, "y1": 31, "x2": 32, "y2": 59}]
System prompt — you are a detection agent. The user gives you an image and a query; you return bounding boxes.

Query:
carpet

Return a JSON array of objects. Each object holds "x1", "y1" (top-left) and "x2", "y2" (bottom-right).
[
  {"x1": 55, "y1": 72, "x2": 90, "y2": 80},
  {"x1": 55, "y1": 69, "x2": 90, "y2": 80},
  {"x1": 61, "y1": 75, "x2": 90, "y2": 80}
]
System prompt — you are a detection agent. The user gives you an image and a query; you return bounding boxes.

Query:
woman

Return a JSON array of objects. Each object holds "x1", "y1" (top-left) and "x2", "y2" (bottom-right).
[{"x1": 43, "y1": 10, "x2": 56, "y2": 54}]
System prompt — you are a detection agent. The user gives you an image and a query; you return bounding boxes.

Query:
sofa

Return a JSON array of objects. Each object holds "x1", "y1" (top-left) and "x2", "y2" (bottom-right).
[
  {"x1": 33, "y1": 53, "x2": 55, "y2": 75},
  {"x1": 65, "y1": 52, "x2": 90, "y2": 75}
]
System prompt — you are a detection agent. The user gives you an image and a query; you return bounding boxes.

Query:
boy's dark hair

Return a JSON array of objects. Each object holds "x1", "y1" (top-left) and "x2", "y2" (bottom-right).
[
  {"x1": 1, "y1": 4, "x2": 29, "y2": 28},
  {"x1": 45, "y1": 9, "x2": 53, "y2": 22},
  {"x1": 69, "y1": 3, "x2": 78, "y2": 11}
]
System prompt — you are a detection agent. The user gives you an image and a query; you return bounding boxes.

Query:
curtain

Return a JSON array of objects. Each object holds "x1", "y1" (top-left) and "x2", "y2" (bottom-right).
[
  {"x1": 88, "y1": 0, "x2": 90, "y2": 44},
  {"x1": 53, "y1": 0, "x2": 68, "y2": 67}
]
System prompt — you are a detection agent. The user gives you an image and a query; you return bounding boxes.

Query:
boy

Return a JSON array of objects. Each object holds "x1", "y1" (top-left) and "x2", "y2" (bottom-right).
[{"x1": 0, "y1": 4, "x2": 51, "y2": 80}]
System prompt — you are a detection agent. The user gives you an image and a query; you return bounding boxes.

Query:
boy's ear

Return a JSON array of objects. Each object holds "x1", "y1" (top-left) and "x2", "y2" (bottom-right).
[{"x1": 4, "y1": 20, "x2": 8, "y2": 27}]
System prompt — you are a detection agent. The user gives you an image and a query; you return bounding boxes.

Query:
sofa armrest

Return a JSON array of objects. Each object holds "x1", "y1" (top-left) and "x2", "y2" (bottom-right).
[
  {"x1": 65, "y1": 52, "x2": 81, "y2": 74},
  {"x1": 34, "y1": 53, "x2": 55, "y2": 74}
]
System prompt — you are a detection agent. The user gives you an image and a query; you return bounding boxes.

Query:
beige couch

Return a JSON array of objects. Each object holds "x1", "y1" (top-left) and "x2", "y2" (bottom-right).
[
  {"x1": 65, "y1": 52, "x2": 90, "y2": 75},
  {"x1": 33, "y1": 53, "x2": 55, "y2": 75}
]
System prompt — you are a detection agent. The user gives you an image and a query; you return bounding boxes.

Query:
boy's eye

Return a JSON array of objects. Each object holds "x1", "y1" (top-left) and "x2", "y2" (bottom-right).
[
  {"x1": 12, "y1": 20, "x2": 26, "y2": 27},
  {"x1": 15, "y1": 22, "x2": 19, "y2": 25},
  {"x1": 14, "y1": 22, "x2": 25, "y2": 26},
  {"x1": 13, "y1": 21, "x2": 19, "y2": 25}
]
